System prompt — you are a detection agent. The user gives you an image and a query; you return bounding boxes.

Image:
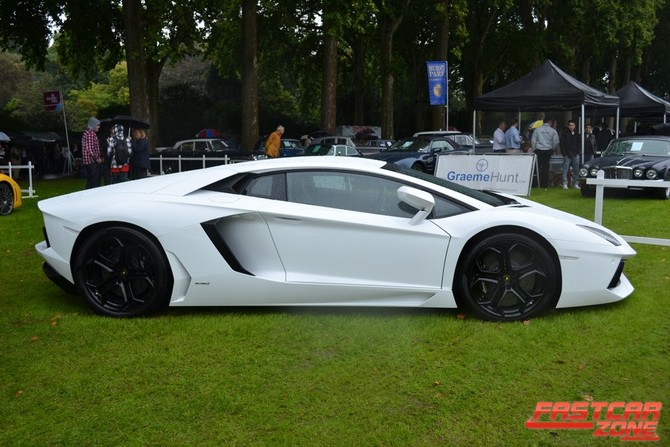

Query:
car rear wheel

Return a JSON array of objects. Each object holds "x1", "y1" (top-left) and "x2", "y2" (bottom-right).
[
  {"x1": 73, "y1": 226, "x2": 173, "y2": 317},
  {"x1": 411, "y1": 163, "x2": 425, "y2": 172},
  {"x1": 0, "y1": 183, "x2": 14, "y2": 215},
  {"x1": 457, "y1": 233, "x2": 559, "y2": 321}
]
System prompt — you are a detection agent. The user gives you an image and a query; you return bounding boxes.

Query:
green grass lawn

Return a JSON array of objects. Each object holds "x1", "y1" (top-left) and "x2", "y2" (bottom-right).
[{"x1": 1, "y1": 176, "x2": 668, "y2": 446}]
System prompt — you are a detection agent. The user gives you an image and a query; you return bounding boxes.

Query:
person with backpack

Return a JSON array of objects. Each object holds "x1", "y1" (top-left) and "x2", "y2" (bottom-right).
[{"x1": 107, "y1": 124, "x2": 132, "y2": 183}]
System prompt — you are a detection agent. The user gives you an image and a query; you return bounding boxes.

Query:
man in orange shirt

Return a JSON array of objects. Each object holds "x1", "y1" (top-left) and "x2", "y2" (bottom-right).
[{"x1": 265, "y1": 125, "x2": 284, "y2": 158}]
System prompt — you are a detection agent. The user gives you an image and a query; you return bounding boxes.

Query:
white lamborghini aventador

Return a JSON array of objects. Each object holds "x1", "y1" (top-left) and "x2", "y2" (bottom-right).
[{"x1": 35, "y1": 157, "x2": 635, "y2": 321}]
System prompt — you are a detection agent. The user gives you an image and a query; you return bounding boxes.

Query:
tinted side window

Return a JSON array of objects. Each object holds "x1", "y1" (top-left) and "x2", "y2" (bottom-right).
[
  {"x1": 285, "y1": 171, "x2": 468, "y2": 219},
  {"x1": 241, "y1": 174, "x2": 286, "y2": 200}
]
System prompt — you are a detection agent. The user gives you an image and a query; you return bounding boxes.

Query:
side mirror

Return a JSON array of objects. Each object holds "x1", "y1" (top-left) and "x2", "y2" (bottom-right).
[{"x1": 397, "y1": 186, "x2": 435, "y2": 225}]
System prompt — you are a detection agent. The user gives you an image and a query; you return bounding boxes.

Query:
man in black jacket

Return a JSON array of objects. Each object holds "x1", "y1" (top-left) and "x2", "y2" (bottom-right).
[{"x1": 560, "y1": 120, "x2": 580, "y2": 189}]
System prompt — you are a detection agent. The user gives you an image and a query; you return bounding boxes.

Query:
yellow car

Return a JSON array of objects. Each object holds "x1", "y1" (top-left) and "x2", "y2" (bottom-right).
[{"x1": 0, "y1": 173, "x2": 22, "y2": 215}]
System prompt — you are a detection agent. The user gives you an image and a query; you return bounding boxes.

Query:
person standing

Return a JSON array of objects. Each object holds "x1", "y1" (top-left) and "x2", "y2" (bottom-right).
[
  {"x1": 82, "y1": 117, "x2": 103, "y2": 189},
  {"x1": 265, "y1": 125, "x2": 284, "y2": 158},
  {"x1": 98, "y1": 124, "x2": 112, "y2": 185},
  {"x1": 504, "y1": 118, "x2": 522, "y2": 152},
  {"x1": 130, "y1": 128, "x2": 151, "y2": 180},
  {"x1": 596, "y1": 120, "x2": 615, "y2": 152},
  {"x1": 584, "y1": 123, "x2": 597, "y2": 162},
  {"x1": 107, "y1": 124, "x2": 132, "y2": 183},
  {"x1": 560, "y1": 120, "x2": 580, "y2": 189},
  {"x1": 492, "y1": 120, "x2": 507, "y2": 152},
  {"x1": 531, "y1": 118, "x2": 560, "y2": 188}
]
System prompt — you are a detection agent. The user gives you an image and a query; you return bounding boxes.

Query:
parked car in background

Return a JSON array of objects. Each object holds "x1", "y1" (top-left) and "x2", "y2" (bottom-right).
[
  {"x1": 304, "y1": 143, "x2": 362, "y2": 157},
  {"x1": 151, "y1": 138, "x2": 265, "y2": 174},
  {"x1": 355, "y1": 139, "x2": 395, "y2": 155},
  {"x1": 365, "y1": 136, "x2": 468, "y2": 174},
  {"x1": 311, "y1": 136, "x2": 357, "y2": 147},
  {"x1": 0, "y1": 172, "x2": 22, "y2": 215},
  {"x1": 413, "y1": 131, "x2": 494, "y2": 154},
  {"x1": 252, "y1": 137, "x2": 304, "y2": 157},
  {"x1": 578, "y1": 135, "x2": 670, "y2": 199}
]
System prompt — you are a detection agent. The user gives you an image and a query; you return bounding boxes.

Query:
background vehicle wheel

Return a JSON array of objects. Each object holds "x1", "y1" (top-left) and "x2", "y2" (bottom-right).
[
  {"x1": 456, "y1": 233, "x2": 559, "y2": 321},
  {"x1": 73, "y1": 226, "x2": 173, "y2": 317},
  {"x1": 0, "y1": 183, "x2": 14, "y2": 215},
  {"x1": 411, "y1": 163, "x2": 425, "y2": 172}
]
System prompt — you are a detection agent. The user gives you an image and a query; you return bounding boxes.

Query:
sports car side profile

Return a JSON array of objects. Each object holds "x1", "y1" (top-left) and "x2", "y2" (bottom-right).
[
  {"x1": 0, "y1": 172, "x2": 22, "y2": 215},
  {"x1": 36, "y1": 157, "x2": 635, "y2": 321}
]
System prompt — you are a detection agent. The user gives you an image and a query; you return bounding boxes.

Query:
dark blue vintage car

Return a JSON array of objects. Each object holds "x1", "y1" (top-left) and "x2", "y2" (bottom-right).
[
  {"x1": 365, "y1": 136, "x2": 468, "y2": 174},
  {"x1": 578, "y1": 136, "x2": 670, "y2": 199}
]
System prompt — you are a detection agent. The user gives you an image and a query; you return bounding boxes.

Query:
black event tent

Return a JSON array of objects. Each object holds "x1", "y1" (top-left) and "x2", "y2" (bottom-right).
[
  {"x1": 612, "y1": 81, "x2": 670, "y2": 119},
  {"x1": 474, "y1": 60, "x2": 619, "y2": 111}
]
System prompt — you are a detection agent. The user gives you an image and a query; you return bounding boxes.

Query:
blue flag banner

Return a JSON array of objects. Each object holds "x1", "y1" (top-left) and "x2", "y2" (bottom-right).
[{"x1": 426, "y1": 61, "x2": 448, "y2": 106}]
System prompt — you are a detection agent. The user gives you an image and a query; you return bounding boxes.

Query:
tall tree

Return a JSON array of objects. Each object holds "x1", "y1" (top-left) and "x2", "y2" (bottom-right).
[
  {"x1": 321, "y1": 1, "x2": 339, "y2": 134},
  {"x1": 1, "y1": 0, "x2": 207, "y2": 148},
  {"x1": 240, "y1": 0, "x2": 259, "y2": 151},
  {"x1": 374, "y1": 0, "x2": 410, "y2": 139}
]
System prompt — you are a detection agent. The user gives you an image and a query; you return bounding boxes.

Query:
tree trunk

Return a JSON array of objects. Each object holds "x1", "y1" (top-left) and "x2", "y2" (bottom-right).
[
  {"x1": 353, "y1": 36, "x2": 366, "y2": 125},
  {"x1": 431, "y1": 0, "x2": 449, "y2": 130},
  {"x1": 240, "y1": 0, "x2": 259, "y2": 151},
  {"x1": 122, "y1": 0, "x2": 150, "y2": 129},
  {"x1": 321, "y1": 11, "x2": 338, "y2": 134},
  {"x1": 379, "y1": 14, "x2": 403, "y2": 139}
]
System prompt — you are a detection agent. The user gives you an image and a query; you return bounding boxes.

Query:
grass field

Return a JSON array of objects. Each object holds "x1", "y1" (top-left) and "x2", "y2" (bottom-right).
[{"x1": 1, "y1": 175, "x2": 668, "y2": 446}]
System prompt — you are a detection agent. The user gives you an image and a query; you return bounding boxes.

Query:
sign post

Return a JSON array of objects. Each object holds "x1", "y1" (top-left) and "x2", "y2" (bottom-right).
[
  {"x1": 43, "y1": 90, "x2": 72, "y2": 175},
  {"x1": 426, "y1": 61, "x2": 448, "y2": 129}
]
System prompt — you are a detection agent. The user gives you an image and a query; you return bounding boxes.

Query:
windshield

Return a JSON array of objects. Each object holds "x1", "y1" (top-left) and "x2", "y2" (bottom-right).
[
  {"x1": 211, "y1": 140, "x2": 229, "y2": 151},
  {"x1": 283, "y1": 140, "x2": 301, "y2": 148},
  {"x1": 385, "y1": 138, "x2": 431, "y2": 153},
  {"x1": 605, "y1": 139, "x2": 670, "y2": 156}
]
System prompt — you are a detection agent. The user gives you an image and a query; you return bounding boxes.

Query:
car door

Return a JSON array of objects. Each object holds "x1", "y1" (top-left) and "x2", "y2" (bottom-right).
[{"x1": 257, "y1": 170, "x2": 450, "y2": 289}]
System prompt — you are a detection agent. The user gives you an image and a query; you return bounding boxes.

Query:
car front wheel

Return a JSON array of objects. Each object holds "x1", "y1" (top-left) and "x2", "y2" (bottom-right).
[
  {"x1": 73, "y1": 226, "x2": 173, "y2": 317},
  {"x1": 0, "y1": 183, "x2": 14, "y2": 215},
  {"x1": 457, "y1": 233, "x2": 559, "y2": 321}
]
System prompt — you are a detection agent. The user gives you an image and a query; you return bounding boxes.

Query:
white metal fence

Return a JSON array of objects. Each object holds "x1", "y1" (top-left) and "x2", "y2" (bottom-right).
[
  {"x1": 0, "y1": 162, "x2": 37, "y2": 198},
  {"x1": 587, "y1": 171, "x2": 670, "y2": 247}
]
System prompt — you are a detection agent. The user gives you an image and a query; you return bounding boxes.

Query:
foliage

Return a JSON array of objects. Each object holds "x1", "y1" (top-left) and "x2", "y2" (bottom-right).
[
  {"x1": 0, "y1": 177, "x2": 668, "y2": 445},
  {"x1": 2, "y1": 0, "x2": 670, "y2": 141}
]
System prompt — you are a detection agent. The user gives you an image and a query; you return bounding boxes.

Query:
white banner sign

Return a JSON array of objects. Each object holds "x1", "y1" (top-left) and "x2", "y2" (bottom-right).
[{"x1": 434, "y1": 154, "x2": 536, "y2": 196}]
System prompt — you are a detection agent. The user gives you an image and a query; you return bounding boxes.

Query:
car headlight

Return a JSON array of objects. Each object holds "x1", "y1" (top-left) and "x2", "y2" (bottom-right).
[
  {"x1": 646, "y1": 169, "x2": 657, "y2": 179},
  {"x1": 577, "y1": 224, "x2": 621, "y2": 246},
  {"x1": 579, "y1": 168, "x2": 589, "y2": 177},
  {"x1": 590, "y1": 168, "x2": 599, "y2": 176},
  {"x1": 633, "y1": 168, "x2": 644, "y2": 178}
]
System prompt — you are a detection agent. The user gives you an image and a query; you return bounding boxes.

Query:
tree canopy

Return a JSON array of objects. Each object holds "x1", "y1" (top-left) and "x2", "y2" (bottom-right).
[{"x1": 1, "y1": 0, "x2": 669, "y2": 146}]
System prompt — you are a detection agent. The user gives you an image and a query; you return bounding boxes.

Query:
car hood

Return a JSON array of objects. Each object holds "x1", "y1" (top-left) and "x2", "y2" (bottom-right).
[{"x1": 584, "y1": 154, "x2": 668, "y2": 170}]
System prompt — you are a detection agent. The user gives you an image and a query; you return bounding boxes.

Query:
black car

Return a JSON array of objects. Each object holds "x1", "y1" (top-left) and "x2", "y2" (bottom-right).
[
  {"x1": 151, "y1": 138, "x2": 265, "y2": 174},
  {"x1": 578, "y1": 135, "x2": 670, "y2": 199},
  {"x1": 365, "y1": 136, "x2": 468, "y2": 174},
  {"x1": 413, "y1": 131, "x2": 494, "y2": 154}
]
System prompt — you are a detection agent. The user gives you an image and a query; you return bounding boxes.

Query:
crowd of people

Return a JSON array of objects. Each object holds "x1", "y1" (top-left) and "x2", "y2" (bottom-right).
[
  {"x1": 81, "y1": 117, "x2": 151, "y2": 189},
  {"x1": 490, "y1": 117, "x2": 615, "y2": 189}
]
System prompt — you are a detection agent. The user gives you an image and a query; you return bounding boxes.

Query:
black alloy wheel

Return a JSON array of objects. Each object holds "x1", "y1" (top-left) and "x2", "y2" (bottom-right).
[
  {"x1": 457, "y1": 233, "x2": 559, "y2": 321},
  {"x1": 0, "y1": 183, "x2": 14, "y2": 215},
  {"x1": 73, "y1": 226, "x2": 173, "y2": 317}
]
